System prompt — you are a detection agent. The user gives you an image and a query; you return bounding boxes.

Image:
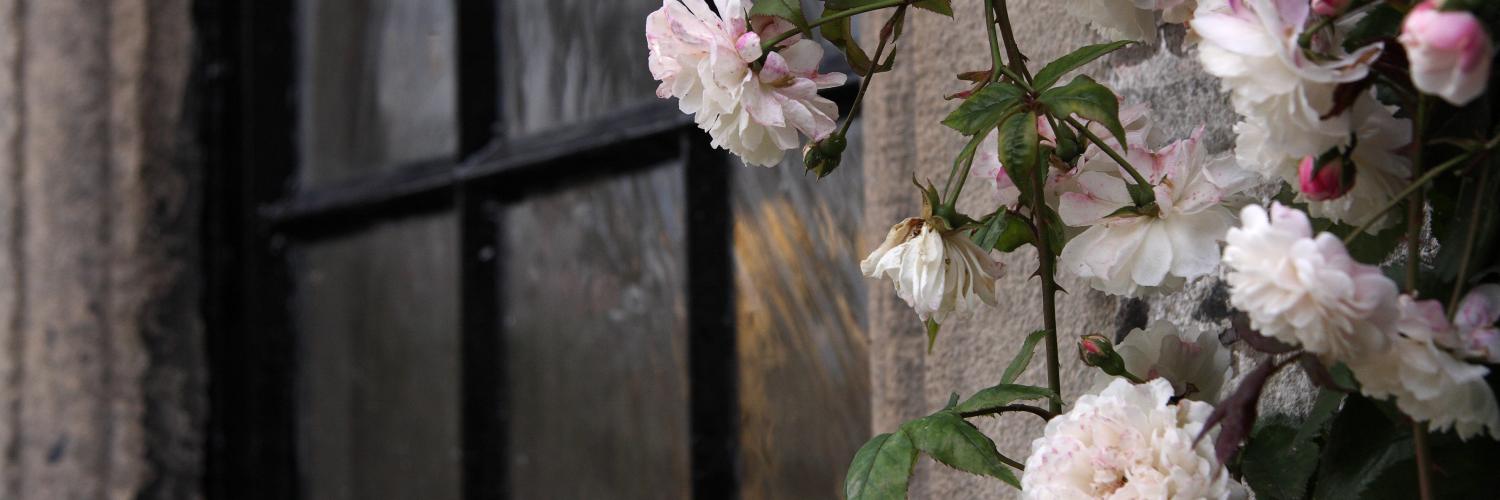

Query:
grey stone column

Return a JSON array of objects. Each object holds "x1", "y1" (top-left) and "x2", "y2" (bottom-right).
[
  {"x1": 859, "y1": 1, "x2": 1309, "y2": 497},
  {"x1": 0, "y1": 0, "x2": 200, "y2": 498}
]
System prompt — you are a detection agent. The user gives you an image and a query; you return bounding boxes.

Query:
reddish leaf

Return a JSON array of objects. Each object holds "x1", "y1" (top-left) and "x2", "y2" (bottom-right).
[
  {"x1": 957, "y1": 69, "x2": 991, "y2": 82},
  {"x1": 1197, "y1": 356, "x2": 1282, "y2": 466},
  {"x1": 1233, "y1": 313, "x2": 1298, "y2": 354}
]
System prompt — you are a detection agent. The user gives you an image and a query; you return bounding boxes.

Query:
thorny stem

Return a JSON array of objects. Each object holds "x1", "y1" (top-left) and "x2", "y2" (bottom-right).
[
  {"x1": 959, "y1": 404, "x2": 1055, "y2": 422},
  {"x1": 1064, "y1": 115, "x2": 1157, "y2": 206},
  {"x1": 989, "y1": 0, "x2": 1031, "y2": 83},
  {"x1": 1033, "y1": 156, "x2": 1063, "y2": 416},
  {"x1": 1407, "y1": 95, "x2": 1434, "y2": 500},
  {"x1": 835, "y1": 7, "x2": 905, "y2": 139},
  {"x1": 988, "y1": 0, "x2": 1063, "y2": 415},
  {"x1": 758, "y1": 0, "x2": 910, "y2": 54},
  {"x1": 983, "y1": 0, "x2": 1006, "y2": 83}
]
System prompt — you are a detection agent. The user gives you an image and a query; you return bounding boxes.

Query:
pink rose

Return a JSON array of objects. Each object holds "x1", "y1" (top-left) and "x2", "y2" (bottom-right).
[{"x1": 1400, "y1": 2, "x2": 1494, "y2": 105}]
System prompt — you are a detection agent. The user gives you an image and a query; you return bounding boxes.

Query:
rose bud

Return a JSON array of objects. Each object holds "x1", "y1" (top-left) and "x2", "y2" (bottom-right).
[
  {"x1": 1312, "y1": 0, "x2": 1350, "y2": 16},
  {"x1": 803, "y1": 134, "x2": 848, "y2": 179},
  {"x1": 1079, "y1": 334, "x2": 1135, "y2": 381},
  {"x1": 1297, "y1": 152, "x2": 1355, "y2": 201},
  {"x1": 1400, "y1": 1, "x2": 1495, "y2": 105}
]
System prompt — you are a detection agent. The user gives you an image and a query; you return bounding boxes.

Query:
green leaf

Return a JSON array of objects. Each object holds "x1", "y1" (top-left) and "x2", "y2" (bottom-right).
[
  {"x1": 844, "y1": 431, "x2": 919, "y2": 500},
  {"x1": 1313, "y1": 396, "x2": 1414, "y2": 500},
  {"x1": 749, "y1": 0, "x2": 809, "y2": 36},
  {"x1": 1243, "y1": 419, "x2": 1319, "y2": 500},
  {"x1": 825, "y1": 0, "x2": 912, "y2": 8},
  {"x1": 1293, "y1": 389, "x2": 1345, "y2": 446},
  {"x1": 1038, "y1": 75, "x2": 1127, "y2": 149},
  {"x1": 925, "y1": 318, "x2": 940, "y2": 353},
  {"x1": 970, "y1": 212, "x2": 1006, "y2": 251},
  {"x1": 941, "y1": 83, "x2": 1024, "y2": 135},
  {"x1": 912, "y1": 0, "x2": 953, "y2": 16},
  {"x1": 993, "y1": 215, "x2": 1033, "y2": 252},
  {"x1": 952, "y1": 383, "x2": 1055, "y2": 415},
  {"x1": 997, "y1": 111, "x2": 1040, "y2": 205},
  {"x1": 971, "y1": 209, "x2": 1035, "y2": 254},
  {"x1": 820, "y1": 12, "x2": 876, "y2": 75},
  {"x1": 903, "y1": 411, "x2": 1021, "y2": 487},
  {"x1": 1001, "y1": 330, "x2": 1048, "y2": 384},
  {"x1": 1032, "y1": 41, "x2": 1134, "y2": 90}
]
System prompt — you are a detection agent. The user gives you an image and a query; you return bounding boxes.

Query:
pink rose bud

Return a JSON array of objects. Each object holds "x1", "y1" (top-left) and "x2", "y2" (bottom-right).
[
  {"x1": 1078, "y1": 334, "x2": 1129, "y2": 379},
  {"x1": 1400, "y1": 1, "x2": 1495, "y2": 105},
  {"x1": 1298, "y1": 154, "x2": 1353, "y2": 201},
  {"x1": 1312, "y1": 0, "x2": 1349, "y2": 16}
]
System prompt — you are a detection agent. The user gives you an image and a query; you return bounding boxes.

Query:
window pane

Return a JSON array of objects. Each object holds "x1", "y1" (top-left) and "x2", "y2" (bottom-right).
[
  {"x1": 498, "y1": 0, "x2": 660, "y2": 136},
  {"x1": 733, "y1": 122, "x2": 870, "y2": 498},
  {"x1": 502, "y1": 163, "x2": 690, "y2": 499},
  {"x1": 293, "y1": 215, "x2": 460, "y2": 500},
  {"x1": 298, "y1": 0, "x2": 457, "y2": 186}
]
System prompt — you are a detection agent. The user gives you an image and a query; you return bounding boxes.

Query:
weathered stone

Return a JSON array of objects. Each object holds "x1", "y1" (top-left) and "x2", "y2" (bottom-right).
[{"x1": 0, "y1": 1, "x2": 199, "y2": 499}]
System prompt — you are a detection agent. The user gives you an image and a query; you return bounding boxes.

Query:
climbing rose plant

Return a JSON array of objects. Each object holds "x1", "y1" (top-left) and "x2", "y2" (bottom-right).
[{"x1": 647, "y1": 0, "x2": 1500, "y2": 498}]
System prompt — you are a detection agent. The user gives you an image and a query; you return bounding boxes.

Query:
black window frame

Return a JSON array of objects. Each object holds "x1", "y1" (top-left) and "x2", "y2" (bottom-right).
[{"x1": 197, "y1": 1, "x2": 857, "y2": 499}]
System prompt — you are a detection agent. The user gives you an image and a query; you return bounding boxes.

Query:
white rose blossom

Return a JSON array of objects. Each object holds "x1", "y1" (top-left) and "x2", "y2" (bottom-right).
[
  {"x1": 861, "y1": 218, "x2": 1002, "y2": 324},
  {"x1": 1196, "y1": 0, "x2": 1367, "y2": 160},
  {"x1": 1058, "y1": 128, "x2": 1253, "y2": 296},
  {"x1": 1347, "y1": 292, "x2": 1500, "y2": 440},
  {"x1": 1109, "y1": 322, "x2": 1232, "y2": 402},
  {"x1": 1022, "y1": 378, "x2": 1240, "y2": 500},
  {"x1": 646, "y1": 0, "x2": 846, "y2": 167},
  {"x1": 1222, "y1": 203, "x2": 1400, "y2": 361}
]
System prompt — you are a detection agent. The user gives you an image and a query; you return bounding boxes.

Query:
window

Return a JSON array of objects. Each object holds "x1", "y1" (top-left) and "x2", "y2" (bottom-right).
[{"x1": 201, "y1": 1, "x2": 870, "y2": 499}]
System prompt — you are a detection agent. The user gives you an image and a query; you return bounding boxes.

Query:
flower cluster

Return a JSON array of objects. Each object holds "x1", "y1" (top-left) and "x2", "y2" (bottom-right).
[
  {"x1": 647, "y1": 0, "x2": 845, "y2": 166},
  {"x1": 1193, "y1": 0, "x2": 1411, "y2": 229},
  {"x1": 644, "y1": 0, "x2": 1500, "y2": 496},
  {"x1": 1223, "y1": 203, "x2": 1500, "y2": 439}
]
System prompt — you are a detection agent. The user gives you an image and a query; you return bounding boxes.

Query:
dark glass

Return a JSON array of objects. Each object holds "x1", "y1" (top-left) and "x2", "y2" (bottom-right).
[
  {"x1": 293, "y1": 215, "x2": 461, "y2": 500},
  {"x1": 732, "y1": 122, "x2": 870, "y2": 498},
  {"x1": 498, "y1": 0, "x2": 661, "y2": 136},
  {"x1": 502, "y1": 163, "x2": 691, "y2": 499},
  {"x1": 298, "y1": 0, "x2": 457, "y2": 186}
]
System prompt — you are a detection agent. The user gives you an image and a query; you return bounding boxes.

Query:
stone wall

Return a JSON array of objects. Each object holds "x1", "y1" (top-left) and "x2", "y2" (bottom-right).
[
  {"x1": 859, "y1": 1, "x2": 1313, "y2": 497},
  {"x1": 0, "y1": 1, "x2": 200, "y2": 499}
]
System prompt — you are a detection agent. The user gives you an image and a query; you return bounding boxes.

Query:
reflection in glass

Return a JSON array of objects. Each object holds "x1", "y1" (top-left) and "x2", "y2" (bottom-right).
[
  {"x1": 733, "y1": 122, "x2": 870, "y2": 498},
  {"x1": 499, "y1": 0, "x2": 661, "y2": 135},
  {"x1": 503, "y1": 163, "x2": 691, "y2": 499},
  {"x1": 298, "y1": 0, "x2": 457, "y2": 186},
  {"x1": 293, "y1": 215, "x2": 461, "y2": 500}
]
